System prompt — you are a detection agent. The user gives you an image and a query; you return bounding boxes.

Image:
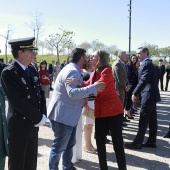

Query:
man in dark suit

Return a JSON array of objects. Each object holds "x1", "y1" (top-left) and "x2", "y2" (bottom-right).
[
  {"x1": 48, "y1": 60, "x2": 55, "y2": 90},
  {"x1": 125, "y1": 47, "x2": 161, "y2": 149},
  {"x1": 1, "y1": 37, "x2": 47, "y2": 170},
  {"x1": 156, "y1": 59, "x2": 165, "y2": 91},
  {"x1": 165, "y1": 62, "x2": 170, "y2": 91},
  {"x1": 60, "y1": 59, "x2": 66, "y2": 70}
]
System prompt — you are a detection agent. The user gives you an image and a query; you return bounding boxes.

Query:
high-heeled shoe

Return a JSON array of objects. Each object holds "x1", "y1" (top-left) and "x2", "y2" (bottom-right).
[
  {"x1": 130, "y1": 109, "x2": 137, "y2": 115},
  {"x1": 83, "y1": 145, "x2": 96, "y2": 154},
  {"x1": 125, "y1": 114, "x2": 134, "y2": 119}
]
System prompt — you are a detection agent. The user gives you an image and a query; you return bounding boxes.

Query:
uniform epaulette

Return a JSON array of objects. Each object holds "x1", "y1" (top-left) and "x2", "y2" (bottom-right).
[{"x1": 6, "y1": 64, "x2": 14, "y2": 70}]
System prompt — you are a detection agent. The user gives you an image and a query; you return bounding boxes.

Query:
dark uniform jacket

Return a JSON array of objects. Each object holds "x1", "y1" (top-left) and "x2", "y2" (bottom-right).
[
  {"x1": 1, "y1": 61, "x2": 46, "y2": 138},
  {"x1": 166, "y1": 65, "x2": 170, "y2": 76},
  {"x1": 156, "y1": 65, "x2": 165, "y2": 78},
  {"x1": 48, "y1": 63, "x2": 54, "y2": 74},
  {"x1": 0, "y1": 87, "x2": 8, "y2": 160},
  {"x1": 133, "y1": 59, "x2": 161, "y2": 104}
]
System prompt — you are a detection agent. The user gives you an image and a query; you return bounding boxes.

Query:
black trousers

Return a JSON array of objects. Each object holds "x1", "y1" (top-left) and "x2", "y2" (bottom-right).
[
  {"x1": 165, "y1": 76, "x2": 170, "y2": 90},
  {"x1": 95, "y1": 114, "x2": 127, "y2": 170},
  {"x1": 8, "y1": 130, "x2": 38, "y2": 170},
  {"x1": 134, "y1": 102, "x2": 157, "y2": 144},
  {"x1": 158, "y1": 76, "x2": 164, "y2": 90}
]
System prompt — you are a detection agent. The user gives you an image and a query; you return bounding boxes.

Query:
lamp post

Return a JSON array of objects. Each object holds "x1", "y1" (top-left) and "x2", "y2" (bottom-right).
[{"x1": 128, "y1": 0, "x2": 132, "y2": 54}]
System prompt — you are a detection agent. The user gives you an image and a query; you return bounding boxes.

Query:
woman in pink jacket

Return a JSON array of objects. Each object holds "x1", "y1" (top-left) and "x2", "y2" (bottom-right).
[{"x1": 68, "y1": 50, "x2": 127, "y2": 170}]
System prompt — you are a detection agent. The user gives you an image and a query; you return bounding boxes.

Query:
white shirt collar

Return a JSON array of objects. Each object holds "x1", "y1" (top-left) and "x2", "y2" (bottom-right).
[
  {"x1": 141, "y1": 58, "x2": 149, "y2": 65},
  {"x1": 15, "y1": 59, "x2": 27, "y2": 70}
]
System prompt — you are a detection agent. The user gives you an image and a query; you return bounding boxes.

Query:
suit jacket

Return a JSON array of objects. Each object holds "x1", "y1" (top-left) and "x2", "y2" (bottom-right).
[
  {"x1": 112, "y1": 59, "x2": 128, "y2": 105},
  {"x1": 0, "y1": 87, "x2": 8, "y2": 159},
  {"x1": 133, "y1": 59, "x2": 161, "y2": 104},
  {"x1": 155, "y1": 65, "x2": 165, "y2": 78},
  {"x1": 47, "y1": 62, "x2": 97, "y2": 127},
  {"x1": 48, "y1": 63, "x2": 54, "y2": 74},
  {"x1": 1, "y1": 61, "x2": 46, "y2": 138},
  {"x1": 165, "y1": 65, "x2": 170, "y2": 77},
  {"x1": 83, "y1": 68, "x2": 123, "y2": 118}
]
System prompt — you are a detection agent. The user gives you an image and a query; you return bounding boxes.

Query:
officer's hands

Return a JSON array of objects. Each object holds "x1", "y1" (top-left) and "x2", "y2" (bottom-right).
[
  {"x1": 131, "y1": 94, "x2": 137, "y2": 103},
  {"x1": 34, "y1": 114, "x2": 47, "y2": 127}
]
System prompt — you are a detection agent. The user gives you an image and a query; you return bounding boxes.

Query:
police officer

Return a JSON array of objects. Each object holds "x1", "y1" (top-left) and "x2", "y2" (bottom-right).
[
  {"x1": 1, "y1": 37, "x2": 47, "y2": 170},
  {"x1": 156, "y1": 59, "x2": 165, "y2": 91},
  {"x1": 165, "y1": 62, "x2": 170, "y2": 91}
]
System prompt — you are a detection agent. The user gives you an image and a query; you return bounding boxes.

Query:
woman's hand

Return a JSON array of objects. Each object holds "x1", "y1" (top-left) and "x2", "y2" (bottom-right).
[
  {"x1": 42, "y1": 75, "x2": 49, "y2": 80},
  {"x1": 66, "y1": 75, "x2": 81, "y2": 86}
]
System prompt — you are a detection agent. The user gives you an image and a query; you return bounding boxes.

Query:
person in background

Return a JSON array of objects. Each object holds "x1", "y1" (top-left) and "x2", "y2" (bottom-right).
[
  {"x1": 48, "y1": 60, "x2": 55, "y2": 90},
  {"x1": 163, "y1": 123, "x2": 170, "y2": 138},
  {"x1": 112, "y1": 51, "x2": 131, "y2": 126},
  {"x1": 125, "y1": 47, "x2": 160, "y2": 149},
  {"x1": 81, "y1": 55, "x2": 96, "y2": 153},
  {"x1": 1, "y1": 37, "x2": 47, "y2": 170},
  {"x1": 165, "y1": 62, "x2": 170, "y2": 91},
  {"x1": 60, "y1": 59, "x2": 66, "y2": 70},
  {"x1": 39, "y1": 60, "x2": 51, "y2": 99},
  {"x1": 68, "y1": 50, "x2": 127, "y2": 170},
  {"x1": 124, "y1": 54, "x2": 138, "y2": 119},
  {"x1": 0, "y1": 61, "x2": 8, "y2": 170},
  {"x1": 47, "y1": 48, "x2": 105, "y2": 170},
  {"x1": 156, "y1": 59, "x2": 165, "y2": 91},
  {"x1": 53, "y1": 61, "x2": 61, "y2": 83},
  {"x1": 30, "y1": 51, "x2": 38, "y2": 72}
]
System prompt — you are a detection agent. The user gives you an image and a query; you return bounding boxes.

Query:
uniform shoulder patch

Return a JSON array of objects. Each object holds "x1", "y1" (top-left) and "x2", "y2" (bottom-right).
[{"x1": 6, "y1": 65, "x2": 14, "y2": 70}]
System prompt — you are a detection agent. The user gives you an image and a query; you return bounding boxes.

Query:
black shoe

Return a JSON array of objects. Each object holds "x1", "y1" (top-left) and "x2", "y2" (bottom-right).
[
  {"x1": 161, "y1": 89, "x2": 164, "y2": 91},
  {"x1": 122, "y1": 122, "x2": 127, "y2": 127},
  {"x1": 142, "y1": 142, "x2": 157, "y2": 148},
  {"x1": 123, "y1": 116, "x2": 130, "y2": 122},
  {"x1": 163, "y1": 131, "x2": 170, "y2": 138},
  {"x1": 72, "y1": 167, "x2": 77, "y2": 170},
  {"x1": 105, "y1": 137, "x2": 111, "y2": 144},
  {"x1": 50, "y1": 88, "x2": 54, "y2": 91},
  {"x1": 124, "y1": 142, "x2": 142, "y2": 149},
  {"x1": 125, "y1": 114, "x2": 134, "y2": 120}
]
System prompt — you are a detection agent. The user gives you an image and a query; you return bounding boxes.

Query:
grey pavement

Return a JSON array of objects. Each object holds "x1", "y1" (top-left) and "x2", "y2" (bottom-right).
[{"x1": 5, "y1": 88, "x2": 170, "y2": 170}]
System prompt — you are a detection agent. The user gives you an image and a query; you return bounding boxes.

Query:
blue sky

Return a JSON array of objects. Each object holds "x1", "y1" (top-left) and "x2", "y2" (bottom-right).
[{"x1": 0, "y1": 0, "x2": 170, "y2": 54}]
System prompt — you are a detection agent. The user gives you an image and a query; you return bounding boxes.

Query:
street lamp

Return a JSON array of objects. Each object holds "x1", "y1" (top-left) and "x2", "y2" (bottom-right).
[{"x1": 127, "y1": 0, "x2": 132, "y2": 54}]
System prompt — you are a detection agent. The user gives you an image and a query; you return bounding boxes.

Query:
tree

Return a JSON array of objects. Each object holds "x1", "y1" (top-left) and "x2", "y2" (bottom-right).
[
  {"x1": 46, "y1": 27, "x2": 74, "y2": 62},
  {"x1": 63, "y1": 40, "x2": 76, "y2": 56},
  {"x1": 0, "y1": 26, "x2": 12, "y2": 63},
  {"x1": 26, "y1": 11, "x2": 45, "y2": 48},
  {"x1": 37, "y1": 40, "x2": 46, "y2": 55},
  {"x1": 141, "y1": 42, "x2": 159, "y2": 58},
  {"x1": 159, "y1": 46, "x2": 170, "y2": 63},
  {"x1": 105, "y1": 45, "x2": 119, "y2": 59},
  {"x1": 91, "y1": 39, "x2": 106, "y2": 51},
  {"x1": 79, "y1": 41, "x2": 92, "y2": 54}
]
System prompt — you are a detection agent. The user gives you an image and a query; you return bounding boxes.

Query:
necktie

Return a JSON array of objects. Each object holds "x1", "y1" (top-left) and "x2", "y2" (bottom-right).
[{"x1": 25, "y1": 68, "x2": 30, "y2": 77}]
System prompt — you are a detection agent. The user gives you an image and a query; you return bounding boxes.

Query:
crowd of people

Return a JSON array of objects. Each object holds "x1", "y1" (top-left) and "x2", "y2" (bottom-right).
[{"x1": 0, "y1": 36, "x2": 170, "y2": 170}]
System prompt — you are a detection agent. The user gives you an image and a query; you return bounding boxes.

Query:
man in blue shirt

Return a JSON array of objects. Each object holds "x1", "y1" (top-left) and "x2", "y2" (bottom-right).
[{"x1": 47, "y1": 48, "x2": 105, "y2": 170}]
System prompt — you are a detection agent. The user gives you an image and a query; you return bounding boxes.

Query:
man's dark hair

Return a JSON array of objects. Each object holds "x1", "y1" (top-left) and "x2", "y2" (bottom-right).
[
  {"x1": 11, "y1": 49, "x2": 20, "y2": 59},
  {"x1": 68, "y1": 48, "x2": 86, "y2": 63},
  {"x1": 138, "y1": 47, "x2": 149, "y2": 56}
]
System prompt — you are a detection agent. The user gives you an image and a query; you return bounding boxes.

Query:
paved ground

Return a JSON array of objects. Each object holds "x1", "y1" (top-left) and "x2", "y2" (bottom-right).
[{"x1": 5, "y1": 90, "x2": 170, "y2": 170}]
